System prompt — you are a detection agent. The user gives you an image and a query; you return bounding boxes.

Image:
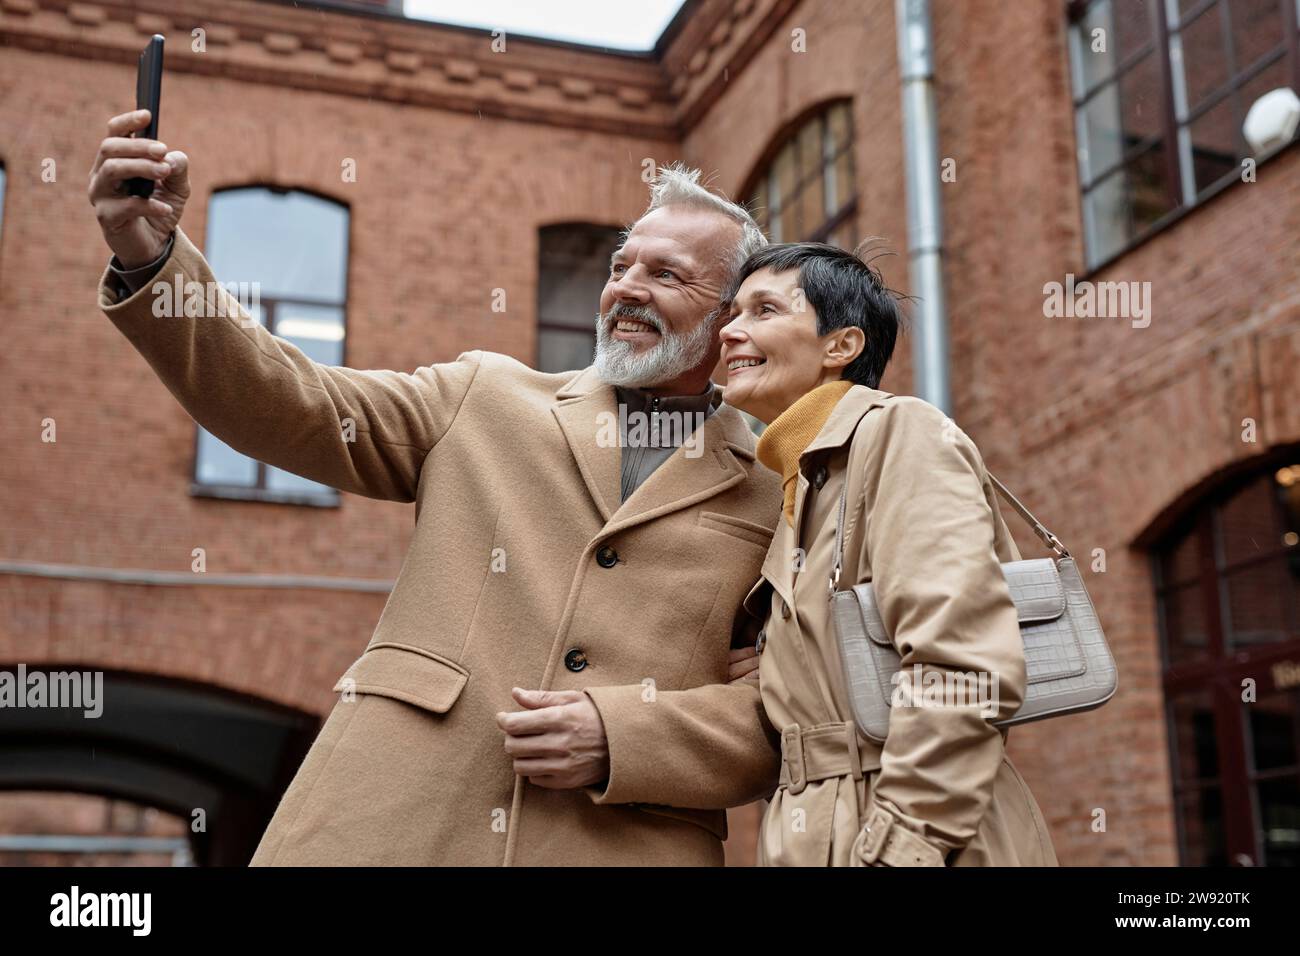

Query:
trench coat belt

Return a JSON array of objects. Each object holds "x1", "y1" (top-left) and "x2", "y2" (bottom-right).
[
  {"x1": 777, "y1": 722, "x2": 881, "y2": 795},
  {"x1": 777, "y1": 722, "x2": 948, "y2": 867}
]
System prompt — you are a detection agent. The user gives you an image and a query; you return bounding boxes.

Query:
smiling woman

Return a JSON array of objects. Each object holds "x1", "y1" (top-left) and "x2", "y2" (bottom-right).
[{"x1": 719, "y1": 241, "x2": 901, "y2": 425}]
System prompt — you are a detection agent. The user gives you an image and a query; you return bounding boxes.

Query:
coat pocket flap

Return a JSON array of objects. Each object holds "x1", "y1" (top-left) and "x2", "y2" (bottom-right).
[
  {"x1": 854, "y1": 557, "x2": 1066, "y2": 646},
  {"x1": 635, "y1": 804, "x2": 729, "y2": 841},
  {"x1": 332, "y1": 642, "x2": 469, "y2": 713}
]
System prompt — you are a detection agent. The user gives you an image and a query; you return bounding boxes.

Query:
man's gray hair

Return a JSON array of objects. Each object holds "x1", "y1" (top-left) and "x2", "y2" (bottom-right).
[{"x1": 628, "y1": 161, "x2": 768, "y2": 286}]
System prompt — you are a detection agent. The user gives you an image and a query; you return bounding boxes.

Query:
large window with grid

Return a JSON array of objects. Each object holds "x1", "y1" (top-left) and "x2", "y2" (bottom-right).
[
  {"x1": 1154, "y1": 452, "x2": 1300, "y2": 865},
  {"x1": 745, "y1": 100, "x2": 857, "y2": 247},
  {"x1": 193, "y1": 187, "x2": 349, "y2": 506},
  {"x1": 1067, "y1": 0, "x2": 1300, "y2": 267}
]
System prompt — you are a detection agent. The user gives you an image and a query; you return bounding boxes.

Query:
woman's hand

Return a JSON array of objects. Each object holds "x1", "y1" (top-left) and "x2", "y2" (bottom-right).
[{"x1": 727, "y1": 645, "x2": 761, "y2": 684}]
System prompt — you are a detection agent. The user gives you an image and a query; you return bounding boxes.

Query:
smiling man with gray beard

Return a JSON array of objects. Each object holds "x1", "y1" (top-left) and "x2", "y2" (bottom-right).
[{"x1": 90, "y1": 109, "x2": 783, "y2": 865}]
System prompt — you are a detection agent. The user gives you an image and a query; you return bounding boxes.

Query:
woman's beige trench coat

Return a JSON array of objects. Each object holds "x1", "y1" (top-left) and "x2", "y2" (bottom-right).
[{"x1": 747, "y1": 386, "x2": 1059, "y2": 866}]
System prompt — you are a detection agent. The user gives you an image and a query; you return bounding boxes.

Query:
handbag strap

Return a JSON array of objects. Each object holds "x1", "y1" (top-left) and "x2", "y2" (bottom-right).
[{"x1": 829, "y1": 470, "x2": 1070, "y2": 598}]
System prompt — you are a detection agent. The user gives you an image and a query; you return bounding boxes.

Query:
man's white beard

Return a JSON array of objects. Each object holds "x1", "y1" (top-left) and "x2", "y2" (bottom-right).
[{"x1": 592, "y1": 303, "x2": 717, "y2": 388}]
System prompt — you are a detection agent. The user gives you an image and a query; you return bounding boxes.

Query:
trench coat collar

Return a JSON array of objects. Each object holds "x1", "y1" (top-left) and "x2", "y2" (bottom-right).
[
  {"x1": 796, "y1": 384, "x2": 895, "y2": 458},
  {"x1": 552, "y1": 366, "x2": 757, "y2": 529}
]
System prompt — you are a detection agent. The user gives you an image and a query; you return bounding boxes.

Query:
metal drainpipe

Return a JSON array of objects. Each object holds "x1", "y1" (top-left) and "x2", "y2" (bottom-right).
[{"x1": 895, "y1": 0, "x2": 951, "y2": 413}]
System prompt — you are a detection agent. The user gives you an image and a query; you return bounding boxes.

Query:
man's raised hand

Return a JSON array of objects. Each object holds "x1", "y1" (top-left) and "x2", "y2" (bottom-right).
[{"x1": 88, "y1": 110, "x2": 190, "y2": 269}]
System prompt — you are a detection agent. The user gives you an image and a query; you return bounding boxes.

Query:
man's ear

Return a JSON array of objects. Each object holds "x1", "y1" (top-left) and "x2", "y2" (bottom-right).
[{"x1": 824, "y1": 327, "x2": 866, "y2": 372}]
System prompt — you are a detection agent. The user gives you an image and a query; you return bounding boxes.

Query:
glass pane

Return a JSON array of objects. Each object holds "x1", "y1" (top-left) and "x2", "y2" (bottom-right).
[
  {"x1": 752, "y1": 178, "x2": 770, "y2": 233},
  {"x1": 1248, "y1": 688, "x2": 1300, "y2": 772},
  {"x1": 797, "y1": 168, "x2": 825, "y2": 240},
  {"x1": 538, "y1": 225, "x2": 621, "y2": 331},
  {"x1": 827, "y1": 217, "x2": 857, "y2": 252},
  {"x1": 1119, "y1": 52, "x2": 1164, "y2": 145},
  {"x1": 1256, "y1": 773, "x2": 1300, "y2": 865},
  {"x1": 1163, "y1": 522, "x2": 1203, "y2": 586},
  {"x1": 832, "y1": 147, "x2": 855, "y2": 218},
  {"x1": 1114, "y1": 0, "x2": 1155, "y2": 61},
  {"x1": 1228, "y1": 0, "x2": 1284, "y2": 71},
  {"x1": 1177, "y1": 786, "x2": 1228, "y2": 865},
  {"x1": 1080, "y1": 81, "x2": 1125, "y2": 181},
  {"x1": 1083, "y1": 167, "x2": 1129, "y2": 264},
  {"x1": 827, "y1": 101, "x2": 852, "y2": 152},
  {"x1": 1171, "y1": 690, "x2": 1220, "y2": 780},
  {"x1": 797, "y1": 118, "x2": 822, "y2": 185},
  {"x1": 1073, "y1": 0, "x2": 1120, "y2": 94},
  {"x1": 195, "y1": 428, "x2": 257, "y2": 487},
  {"x1": 1127, "y1": 141, "x2": 1177, "y2": 230},
  {"x1": 206, "y1": 188, "x2": 349, "y2": 303},
  {"x1": 537, "y1": 327, "x2": 595, "y2": 374},
  {"x1": 1279, "y1": 463, "x2": 1300, "y2": 539},
  {"x1": 265, "y1": 465, "x2": 333, "y2": 497},
  {"x1": 275, "y1": 303, "x2": 345, "y2": 366},
  {"x1": 1163, "y1": 582, "x2": 1213, "y2": 664},
  {"x1": 1180, "y1": 3, "x2": 1231, "y2": 109},
  {"x1": 1219, "y1": 473, "x2": 1278, "y2": 566},
  {"x1": 1224, "y1": 559, "x2": 1293, "y2": 646},
  {"x1": 1188, "y1": 95, "x2": 1241, "y2": 193},
  {"x1": 775, "y1": 146, "x2": 799, "y2": 239}
]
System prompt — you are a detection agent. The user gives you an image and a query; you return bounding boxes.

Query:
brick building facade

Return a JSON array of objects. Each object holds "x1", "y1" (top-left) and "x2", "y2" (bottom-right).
[{"x1": 1, "y1": 0, "x2": 1297, "y2": 866}]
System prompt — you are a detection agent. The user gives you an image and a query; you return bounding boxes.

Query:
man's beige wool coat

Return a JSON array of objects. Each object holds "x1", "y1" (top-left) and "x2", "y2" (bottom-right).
[{"x1": 98, "y1": 226, "x2": 786, "y2": 866}]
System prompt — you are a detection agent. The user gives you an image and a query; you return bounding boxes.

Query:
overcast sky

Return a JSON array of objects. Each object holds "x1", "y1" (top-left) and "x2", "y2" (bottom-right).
[{"x1": 404, "y1": 0, "x2": 688, "y2": 51}]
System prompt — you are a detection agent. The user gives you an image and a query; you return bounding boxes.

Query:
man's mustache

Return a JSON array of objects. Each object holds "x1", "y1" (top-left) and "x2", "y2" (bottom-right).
[{"x1": 601, "y1": 303, "x2": 665, "y2": 334}]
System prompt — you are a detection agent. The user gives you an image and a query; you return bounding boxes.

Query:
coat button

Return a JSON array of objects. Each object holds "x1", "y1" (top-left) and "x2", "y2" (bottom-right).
[
  {"x1": 564, "y1": 648, "x2": 588, "y2": 672},
  {"x1": 755, "y1": 629, "x2": 767, "y2": 654},
  {"x1": 780, "y1": 597, "x2": 791, "y2": 620},
  {"x1": 595, "y1": 546, "x2": 619, "y2": 568},
  {"x1": 813, "y1": 465, "x2": 828, "y2": 489}
]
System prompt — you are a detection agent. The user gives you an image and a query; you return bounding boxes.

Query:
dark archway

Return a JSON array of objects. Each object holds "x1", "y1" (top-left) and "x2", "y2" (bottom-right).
[{"x1": 0, "y1": 668, "x2": 319, "y2": 866}]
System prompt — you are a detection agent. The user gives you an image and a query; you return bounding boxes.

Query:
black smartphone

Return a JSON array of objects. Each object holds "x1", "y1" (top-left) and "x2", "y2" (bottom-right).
[{"x1": 126, "y1": 34, "x2": 165, "y2": 199}]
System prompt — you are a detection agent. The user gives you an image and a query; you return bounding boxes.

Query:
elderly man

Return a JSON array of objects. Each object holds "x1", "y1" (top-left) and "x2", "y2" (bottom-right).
[{"x1": 88, "y1": 109, "x2": 782, "y2": 865}]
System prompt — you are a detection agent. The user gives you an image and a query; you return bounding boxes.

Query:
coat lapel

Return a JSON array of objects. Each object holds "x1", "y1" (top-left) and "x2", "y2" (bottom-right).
[
  {"x1": 758, "y1": 385, "x2": 893, "y2": 608},
  {"x1": 552, "y1": 367, "x2": 622, "y2": 523}
]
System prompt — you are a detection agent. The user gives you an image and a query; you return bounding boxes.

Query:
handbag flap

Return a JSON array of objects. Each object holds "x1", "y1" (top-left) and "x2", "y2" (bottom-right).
[
  {"x1": 856, "y1": 557, "x2": 1066, "y2": 646},
  {"x1": 1003, "y1": 557, "x2": 1068, "y2": 623}
]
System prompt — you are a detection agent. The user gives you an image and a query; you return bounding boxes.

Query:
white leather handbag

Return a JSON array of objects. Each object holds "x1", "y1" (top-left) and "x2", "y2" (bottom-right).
[{"x1": 830, "y1": 474, "x2": 1118, "y2": 742}]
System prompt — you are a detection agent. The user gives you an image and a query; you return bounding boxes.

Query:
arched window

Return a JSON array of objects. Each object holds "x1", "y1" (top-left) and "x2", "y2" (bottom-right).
[
  {"x1": 536, "y1": 223, "x2": 622, "y2": 373},
  {"x1": 1154, "y1": 453, "x2": 1300, "y2": 865},
  {"x1": 746, "y1": 100, "x2": 857, "y2": 247},
  {"x1": 193, "y1": 188, "x2": 349, "y2": 505}
]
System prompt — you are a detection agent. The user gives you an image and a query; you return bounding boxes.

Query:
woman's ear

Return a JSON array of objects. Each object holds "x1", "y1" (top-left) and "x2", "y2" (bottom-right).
[{"x1": 823, "y1": 326, "x2": 866, "y2": 372}]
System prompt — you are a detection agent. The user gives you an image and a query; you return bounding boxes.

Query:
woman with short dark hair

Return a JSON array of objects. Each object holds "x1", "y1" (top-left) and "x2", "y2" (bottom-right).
[{"x1": 720, "y1": 242, "x2": 1058, "y2": 866}]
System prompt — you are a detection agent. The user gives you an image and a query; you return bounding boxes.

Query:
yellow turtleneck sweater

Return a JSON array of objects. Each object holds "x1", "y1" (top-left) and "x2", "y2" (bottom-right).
[{"x1": 756, "y1": 379, "x2": 854, "y2": 525}]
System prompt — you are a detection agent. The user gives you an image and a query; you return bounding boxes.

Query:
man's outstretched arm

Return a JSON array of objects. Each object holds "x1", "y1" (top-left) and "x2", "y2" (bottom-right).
[{"x1": 90, "y1": 110, "x2": 479, "y2": 502}]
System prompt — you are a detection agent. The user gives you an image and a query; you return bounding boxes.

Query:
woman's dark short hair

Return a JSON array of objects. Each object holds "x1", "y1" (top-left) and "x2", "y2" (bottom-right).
[{"x1": 723, "y1": 241, "x2": 902, "y2": 388}]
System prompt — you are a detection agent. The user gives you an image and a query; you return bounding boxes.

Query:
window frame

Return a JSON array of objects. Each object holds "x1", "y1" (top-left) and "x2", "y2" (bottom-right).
[
  {"x1": 741, "y1": 99, "x2": 858, "y2": 247},
  {"x1": 1150, "y1": 445, "x2": 1300, "y2": 865},
  {"x1": 1067, "y1": 0, "x2": 1300, "y2": 271},
  {"x1": 189, "y1": 186, "x2": 351, "y2": 508},
  {"x1": 535, "y1": 222, "x2": 623, "y2": 374}
]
